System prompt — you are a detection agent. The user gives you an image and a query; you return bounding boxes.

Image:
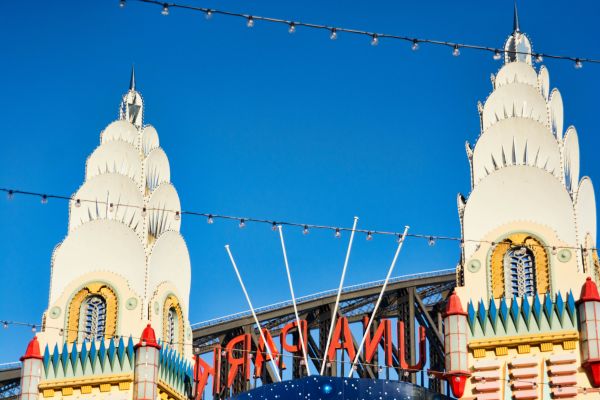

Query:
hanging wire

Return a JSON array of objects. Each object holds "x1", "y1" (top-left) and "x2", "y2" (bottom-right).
[
  {"x1": 1, "y1": 187, "x2": 598, "y2": 253},
  {"x1": 126, "y1": 0, "x2": 600, "y2": 67}
]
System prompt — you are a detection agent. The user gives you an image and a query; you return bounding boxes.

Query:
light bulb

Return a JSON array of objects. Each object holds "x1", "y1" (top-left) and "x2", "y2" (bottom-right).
[
  {"x1": 119, "y1": 0, "x2": 126, "y2": 8},
  {"x1": 161, "y1": 4, "x2": 169, "y2": 16},
  {"x1": 109, "y1": 203, "x2": 114, "y2": 213},
  {"x1": 7, "y1": 190, "x2": 14, "y2": 200},
  {"x1": 378, "y1": 366, "x2": 383, "y2": 372},
  {"x1": 452, "y1": 45, "x2": 460, "y2": 57},
  {"x1": 575, "y1": 59, "x2": 583, "y2": 69},
  {"x1": 59, "y1": 329, "x2": 64, "y2": 336},
  {"x1": 31, "y1": 325, "x2": 36, "y2": 333},
  {"x1": 247, "y1": 16, "x2": 254, "y2": 28},
  {"x1": 411, "y1": 40, "x2": 419, "y2": 51},
  {"x1": 207, "y1": 214, "x2": 214, "y2": 224},
  {"x1": 74, "y1": 199, "x2": 81, "y2": 208},
  {"x1": 535, "y1": 53, "x2": 543, "y2": 63},
  {"x1": 403, "y1": 370, "x2": 410, "y2": 377},
  {"x1": 141, "y1": 207, "x2": 147, "y2": 217},
  {"x1": 272, "y1": 222, "x2": 278, "y2": 231},
  {"x1": 397, "y1": 234, "x2": 403, "y2": 243},
  {"x1": 288, "y1": 22, "x2": 296, "y2": 34},
  {"x1": 428, "y1": 236, "x2": 436, "y2": 246},
  {"x1": 352, "y1": 365, "x2": 358, "y2": 370},
  {"x1": 428, "y1": 373, "x2": 435, "y2": 379},
  {"x1": 335, "y1": 228, "x2": 341, "y2": 238},
  {"x1": 303, "y1": 225, "x2": 309, "y2": 235},
  {"x1": 205, "y1": 9, "x2": 213, "y2": 19},
  {"x1": 41, "y1": 194, "x2": 48, "y2": 204},
  {"x1": 174, "y1": 211, "x2": 181, "y2": 221},
  {"x1": 493, "y1": 50, "x2": 502, "y2": 60},
  {"x1": 3, "y1": 321, "x2": 7, "y2": 329},
  {"x1": 371, "y1": 34, "x2": 378, "y2": 46},
  {"x1": 330, "y1": 28, "x2": 337, "y2": 40},
  {"x1": 552, "y1": 246, "x2": 557, "y2": 255},
  {"x1": 239, "y1": 219, "x2": 246, "y2": 228},
  {"x1": 366, "y1": 231, "x2": 373, "y2": 241}
]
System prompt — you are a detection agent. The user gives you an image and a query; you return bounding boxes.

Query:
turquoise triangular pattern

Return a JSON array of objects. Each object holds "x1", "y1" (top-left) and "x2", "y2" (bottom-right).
[
  {"x1": 70, "y1": 341, "x2": 78, "y2": 371},
  {"x1": 488, "y1": 298, "x2": 498, "y2": 332},
  {"x1": 555, "y1": 292, "x2": 565, "y2": 326},
  {"x1": 117, "y1": 337, "x2": 126, "y2": 368},
  {"x1": 467, "y1": 301, "x2": 476, "y2": 333},
  {"x1": 510, "y1": 295, "x2": 520, "y2": 329},
  {"x1": 80, "y1": 341, "x2": 88, "y2": 374},
  {"x1": 521, "y1": 295, "x2": 531, "y2": 328},
  {"x1": 477, "y1": 299, "x2": 487, "y2": 333},
  {"x1": 42, "y1": 345, "x2": 50, "y2": 375},
  {"x1": 544, "y1": 292, "x2": 554, "y2": 327},
  {"x1": 567, "y1": 290, "x2": 577, "y2": 324},
  {"x1": 89, "y1": 341, "x2": 97, "y2": 372},
  {"x1": 51, "y1": 344, "x2": 60, "y2": 376},
  {"x1": 98, "y1": 340, "x2": 107, "y2": 371},
  {"x1": 532, "y1": 294, "x2": 542, "y2": 327},
  {"x1": 60, "y1": 342, "x2": 69, "y2": 374},
  {"x1": 108, "y1": 339, "x2": 116, "y2": 368},
  {"x1": 127, "y1": 336, "x2": 135, "y2": 368},
  {"x1": 499, "y1": 297, "x2": 509, "y2": 329}
]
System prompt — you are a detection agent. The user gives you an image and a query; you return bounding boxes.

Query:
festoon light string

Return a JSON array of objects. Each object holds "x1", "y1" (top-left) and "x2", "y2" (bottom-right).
[
  {"x1": 2, "y1": 187, "x2": 598, "y2": 254},
  {"x1": 117, "y1": 0, "x2": 600, "y2": 69},
  {"x1": 3, "y1": 319, "x2": 600, "y2": 394}
]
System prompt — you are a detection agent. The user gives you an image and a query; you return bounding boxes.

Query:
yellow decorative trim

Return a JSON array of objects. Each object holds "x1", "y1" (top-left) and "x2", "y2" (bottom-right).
[
  {"x1": 469, "y1": 331, "x2": 579, "y2": 349},
  {"x1": 119, "y1": 381, "x2": 131, "y2": 390},
  {"x1": 80, "y1": 385, "x2": 92, "y2": 394},
  {"x1": 43, "y1": 389, "x2": 55, "y2": 398},
  {"x1": 495, "y1": 346, "x2": 508, "y2": 356},
  {"x1": 158, "y1": 380, "x2": 187, "y2": 400},
  {"x1": 489, "y1": 233, "x2": 549, "y2": 299},
  {"x1": 66, "y1": 282, "x2": 118, "y2": 343},
  {"x1": 540, "y1": 342, "x2": 553, "y2": 352},
  {"x1": 99, "y1": 383, "x2": 111, "y2": 392},
  {"x1": 163, "y1": 295, "x2": 184, "y2": 354},
  {"x1": 517, "y1": 344, "x2": 530, "y2": 354},
  {"x1": 61, "y1": 387, "x2": 73, "y2": 396},
  {"x1": 38, "y1": 373, "x2": 132, "y2": 391},
  {"x1": 473, "y1": 348, "x2": 486, "y2": 358},
  {"x1": 563, "y1": 340, "x2": 577, "y2": 350}
]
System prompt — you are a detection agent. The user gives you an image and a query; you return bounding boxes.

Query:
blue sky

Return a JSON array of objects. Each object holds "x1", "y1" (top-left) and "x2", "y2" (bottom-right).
[{"x1": 1, "y1": 0, "x2": 599, "y2": 363}]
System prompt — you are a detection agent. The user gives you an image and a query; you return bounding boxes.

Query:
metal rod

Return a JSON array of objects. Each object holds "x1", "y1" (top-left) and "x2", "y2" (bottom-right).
[
  {"x1": 348, "y1": 226, "x2": 410, "y2": 377},
  {"x1": 224, "y1": 245, "x2": 282, "y2": 382},
  {"x1": 277, "y1": 225, "x2": 311, "y2": 376},
  {"x1": 319, "y1": 216, "x2": 359, "y2": 375}
]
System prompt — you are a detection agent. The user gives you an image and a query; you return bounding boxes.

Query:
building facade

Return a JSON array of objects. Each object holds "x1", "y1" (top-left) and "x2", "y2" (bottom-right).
[
  {"x1": 445, "y1": 9, "x2": 600, "y2": 400},
  {"x1": 19, "y1": 70, "x2": 194, "y2": 400}
]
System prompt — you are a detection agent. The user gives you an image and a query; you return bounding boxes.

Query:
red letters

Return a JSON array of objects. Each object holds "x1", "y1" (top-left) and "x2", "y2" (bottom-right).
[
  {"x1": 362, "y1": 317, "x2": 393, "y2": 366},
  {"x1": 194, "y1": 346, "x2": 221, "y2": 399},
  {"x1": 226, "y1": 334, "x2": 251, "y2": 387},
  {"x1": 326, "y1": 317, "x2": 356, "y2": 364},
  {"x1": 254, "y1": 328, "x2": 283, "y2": 377}
]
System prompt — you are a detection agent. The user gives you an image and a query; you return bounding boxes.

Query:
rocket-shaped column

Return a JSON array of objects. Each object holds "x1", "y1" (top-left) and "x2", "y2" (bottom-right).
[
  {"x1": 443, "y1": 291, "x2": 469, "y2": 398},
  {"x1": 20, "y1": 336, "x2": 43, "y2": 400},
  {"x1": 578, "y1": 277, "x2": 600, "y2": 386},
  {"x1": 133, "y1": 324, "x2": 161, "y2": 400}
]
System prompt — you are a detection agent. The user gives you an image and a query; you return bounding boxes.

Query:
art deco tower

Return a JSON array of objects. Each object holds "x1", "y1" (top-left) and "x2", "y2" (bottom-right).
[
  {"x1": 448, "y1": 6, "x2": 600, "y2": 399},
  {"x1": 24, "y1": 69, "x2": 194, "y2": 399}
]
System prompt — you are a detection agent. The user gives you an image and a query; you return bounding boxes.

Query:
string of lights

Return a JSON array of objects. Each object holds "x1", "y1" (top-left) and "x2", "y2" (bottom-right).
[
  {"x1": 2, "y1": 319, "x2": 598, "y2": 393},
  {"x1": 117, "y1": 0, "x2": 600, "y2": 68},
  {"x1": 1, "y1": 187, "x2": 598, "y2": 255}
]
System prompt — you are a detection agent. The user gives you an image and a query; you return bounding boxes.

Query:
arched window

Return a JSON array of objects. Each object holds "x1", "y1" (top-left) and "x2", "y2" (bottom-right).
[
  {"x1": 166, "y1": 307, "x2": 178, "y2": 348},
  {"x1": 504, "y1": 246, "x2": 536, "y2": 297},
  {"x1": 80, "y1": 295, "x2": 107, "y2": 341},
  {"x1": 489, "y1": 233, "x2": 549, "y2": 299}
]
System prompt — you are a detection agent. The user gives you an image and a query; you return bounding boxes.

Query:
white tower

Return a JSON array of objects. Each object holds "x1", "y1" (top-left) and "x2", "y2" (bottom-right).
[{"x1": 27, "y1": 68, "x2": 194, "y2": 399}]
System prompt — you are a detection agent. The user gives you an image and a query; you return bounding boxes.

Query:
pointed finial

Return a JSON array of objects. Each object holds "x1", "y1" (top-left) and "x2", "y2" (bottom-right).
[
  {"x1": 513, "y1": 1, "x2": 520, "y2": 33},
  {"x1": 129, "y1": 65, "x2": 136, "y2": 91}
]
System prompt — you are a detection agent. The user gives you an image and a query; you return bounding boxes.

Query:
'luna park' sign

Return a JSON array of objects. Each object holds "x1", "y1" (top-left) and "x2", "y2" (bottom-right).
[{"x1": 194, "y1": 316, "x2": 427, "y2": 395}]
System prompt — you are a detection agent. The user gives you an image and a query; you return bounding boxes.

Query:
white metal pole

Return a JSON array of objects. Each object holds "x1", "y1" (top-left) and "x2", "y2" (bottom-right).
[
  {"x1": 348, "y1": 226, "x2": 410, "y2": 377},
  {"x1": 319, "y1": 216, "x2": 359, "y2": 375},
  {"x1": 277, "y1": 225, "x2": 312, "y2": 376},
  {"x1": 225, "y1": 245, "x2": 282, "y2": 382}
]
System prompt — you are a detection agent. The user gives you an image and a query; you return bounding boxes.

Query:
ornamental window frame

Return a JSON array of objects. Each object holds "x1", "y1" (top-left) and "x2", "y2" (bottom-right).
[{"x1": 66, "y1": 282, "x2": 118, "y2": 343}]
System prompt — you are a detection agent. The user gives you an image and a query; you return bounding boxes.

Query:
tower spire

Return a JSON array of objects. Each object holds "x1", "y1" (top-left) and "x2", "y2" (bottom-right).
[
  {"x1": 129, "y1": 65, "x2": 136, "y2": 91},
  {"x1": 513, "y1": 1, "x2": 520, "y2": 33}
]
